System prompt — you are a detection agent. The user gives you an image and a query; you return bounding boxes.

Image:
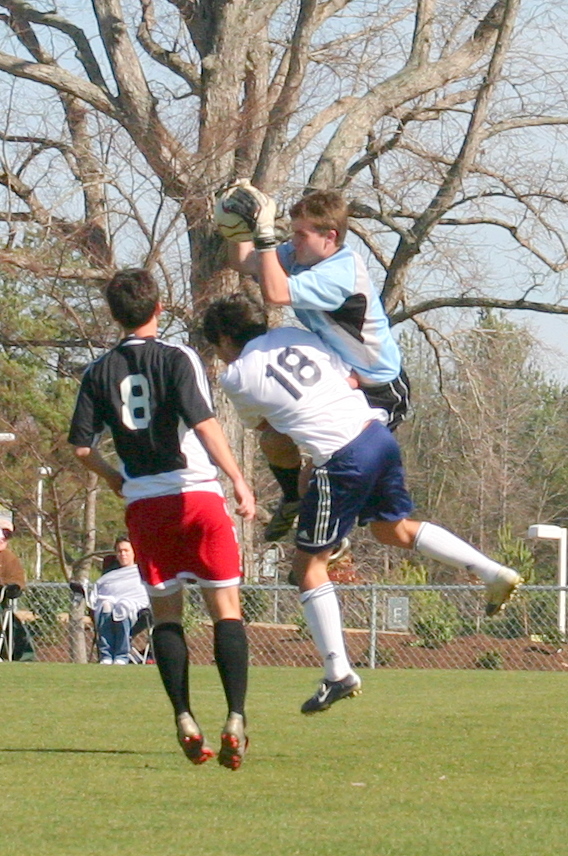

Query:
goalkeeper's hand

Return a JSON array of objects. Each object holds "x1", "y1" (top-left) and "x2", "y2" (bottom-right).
[{"x1": 218, "y1": 179, "x2": 278, "y2": 252}]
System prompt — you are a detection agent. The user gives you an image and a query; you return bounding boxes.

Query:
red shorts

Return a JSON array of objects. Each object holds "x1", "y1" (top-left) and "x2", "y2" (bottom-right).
[{"x1": 125, "y1": 491, "x2": 241, "y2": 591}]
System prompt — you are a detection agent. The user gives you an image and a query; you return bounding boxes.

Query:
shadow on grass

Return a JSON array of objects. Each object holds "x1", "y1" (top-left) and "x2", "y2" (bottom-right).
[{"x1": 0, "y1": 747, "x2": 165, "y2": 756}]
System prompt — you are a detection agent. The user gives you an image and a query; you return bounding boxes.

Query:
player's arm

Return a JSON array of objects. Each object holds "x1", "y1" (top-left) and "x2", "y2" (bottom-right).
[
  {"x1": 73, "y1": 446, "x2": 124, "y2": 497},
  {"x1": 228, "y1": 241, "x2": 291, "y2": 304},
  {"x1": 226, "y1": 240, "x2": 258, "y2": 276},
  {"x1": 193, "y1": 417, "x2": 256, "y2": 521},
  {"x1": 256, "y1": 249, "x2": 291, "y2": 305}
]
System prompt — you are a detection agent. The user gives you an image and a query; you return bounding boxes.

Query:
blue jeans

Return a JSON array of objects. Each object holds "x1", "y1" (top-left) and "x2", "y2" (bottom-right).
[{"x1": 96, "y1": 613, "x2": 131, "y2": 664}]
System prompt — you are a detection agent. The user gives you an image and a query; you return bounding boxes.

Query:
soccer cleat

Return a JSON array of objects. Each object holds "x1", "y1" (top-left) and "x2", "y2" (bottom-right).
[
  {"x1": 264, "y1": 498, "x2": 301, "y2": 542},
  {"x1": 329, "y1": 537, "x2": 351, "y2": 564},
  {"x1": 176, "y1": 712, "x2": 215, "y2": 765},
  {"x1": 218, "y1": 712, "x2": 248, "y2": 771},
  {"x1": 301, "y1": 672, "x2": 362, "y2": 715},
  {"x1": 485, "y1": 568, "x2": 523, "y2": 617}
]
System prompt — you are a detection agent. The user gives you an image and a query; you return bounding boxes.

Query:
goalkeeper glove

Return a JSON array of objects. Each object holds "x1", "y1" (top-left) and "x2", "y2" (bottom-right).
[{"x1": 218, "y1": 179, "x2": 278, "y2": 251}]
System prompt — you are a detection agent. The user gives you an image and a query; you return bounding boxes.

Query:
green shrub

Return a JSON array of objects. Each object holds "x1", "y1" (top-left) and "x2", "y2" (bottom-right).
[
  {"x1": 241, "y1": 587, "x2": 271, "y2": 624},
  {"x1": 375, "y1": 647, "x2": 395, "y2": 667},
  {"x1": 475, "y1": 649, "x2": 504, "y2": 670},
  {"x1": 412, "y1": 591, "x2": 461, "y2": 648},
  {"x1": 292, "y1": 610, "x2": 312, "y2": 639},
  {"x1": 484, "y1": 599, "x2": 527, "y2": 639},
  {"x1": 389, "y1": 560, "x2": 462, "y2": 648}
]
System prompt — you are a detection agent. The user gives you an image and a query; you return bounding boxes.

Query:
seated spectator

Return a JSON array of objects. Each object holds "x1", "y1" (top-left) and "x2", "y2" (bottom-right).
[
  {"x1": 0, "y1": 513, "x2": 34, "y2": 661},
  {"x1": 0, "y1": 514, "x2": 25, "y2": 594},
  {"x1": 89, "y1": 536, "x2": 150, "y2": 665}
]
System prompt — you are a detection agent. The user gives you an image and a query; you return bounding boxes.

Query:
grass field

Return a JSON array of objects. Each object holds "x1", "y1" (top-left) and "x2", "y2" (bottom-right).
[{"x1": 0, "y1": 664, "x2": 567, "y2": 856}]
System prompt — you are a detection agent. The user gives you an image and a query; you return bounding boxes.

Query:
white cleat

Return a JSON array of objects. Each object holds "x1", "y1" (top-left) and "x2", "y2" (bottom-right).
[{"x1": 485, "y1": 568, "x2": 522, "y2": 617}]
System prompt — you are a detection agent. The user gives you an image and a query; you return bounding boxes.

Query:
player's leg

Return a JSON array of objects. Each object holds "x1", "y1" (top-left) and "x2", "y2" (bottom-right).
[
  {"x1": 293, "y1": 548, "x2": 361, "y2": 714},
  {"x1": 291, "y1": 431, "x2": 396, "y2": 712},
  {"x1": 293, "y1": 453, "x2": 363, "y2": 713},
  {"x1": 177, "y1": 491, "x2": 249, "y2": 769},
  {"x1": 260, "y1": 426, "x2": 302, "y2": 541},
  {"x1": 126, "y1": 493, "x2": 218, "y2": 764},
  {"x1": 356, "y1": 422, "x2": 521, "y2": 617},
  {"x1": 370, "y1": 518, "x2": 522, "y2": 616},
  {"x1": 150, "y1": 587, "x2": 215, "y2": 764},
  {"x1": 201, "y1": 585, "x2": 248, "y2": 770}
]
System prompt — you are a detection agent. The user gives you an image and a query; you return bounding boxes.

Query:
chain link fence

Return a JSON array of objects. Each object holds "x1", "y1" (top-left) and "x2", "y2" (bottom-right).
[{"x1": 3, "y1": 581, "x2": 568, "y2": 671}]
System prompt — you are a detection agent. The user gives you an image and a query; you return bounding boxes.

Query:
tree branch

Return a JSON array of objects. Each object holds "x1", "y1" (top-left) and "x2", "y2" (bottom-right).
[
  {"x1": 408, "y1": 0, "x2": 436, "y2": 67},
  {"x1": 255, "y1": 0, "x2": 321, "y2": 188},
  {"x1": 0, "y1": 249, "x2": 108, "y2": 280},
  {"x1": 0, "y1": 0, "x2": 110, "y2": 91},
  {"x1": 0, "y1": 50, "x2": 117, "y2": 114},
  {"x1": 137, "y1": 0, "x2": 201, "y2": 94},
  {"x1": 390, "y1": 295, "x2": 568, "y2": 326},
  {"x1": 309, "y1": 0, "x2": 510, "y2": 189},
  {"x1": 382, "y1": 0, "x2": 520, "y2": 312}
]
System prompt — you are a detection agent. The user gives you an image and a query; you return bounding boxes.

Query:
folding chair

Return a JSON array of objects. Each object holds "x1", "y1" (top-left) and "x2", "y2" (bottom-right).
[
  {"x1": 0, "y1": 583, "x2": 22, "y2": 662},
  {"x1": 128, "y1": 607, "x2": 154, "y2": 664}
]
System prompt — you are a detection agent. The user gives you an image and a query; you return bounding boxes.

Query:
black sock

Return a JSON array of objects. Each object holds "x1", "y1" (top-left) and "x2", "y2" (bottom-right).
[
  {"x1": 214, "y1": 619, "x2": 248, "y2": 717},
  {"x1": 269, "y1": 464, "x2": 301, "y2": 503},
  {"x1": 152, "y1": 622, "x2": 190, "y2": 718}
]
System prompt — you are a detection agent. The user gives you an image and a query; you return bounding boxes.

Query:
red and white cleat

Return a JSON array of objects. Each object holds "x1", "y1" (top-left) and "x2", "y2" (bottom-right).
[{"x1": 176, "y1": 712, "x2": 215, "y2": 765}]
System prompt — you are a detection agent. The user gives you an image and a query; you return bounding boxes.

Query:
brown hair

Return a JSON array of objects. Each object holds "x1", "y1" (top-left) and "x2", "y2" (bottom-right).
[
  {"x1": 105, "y1": 269, "x2": 159, "y2": 330},
  {"x1": 289, "y1": 190, "x2": 348, "y2": 245}
]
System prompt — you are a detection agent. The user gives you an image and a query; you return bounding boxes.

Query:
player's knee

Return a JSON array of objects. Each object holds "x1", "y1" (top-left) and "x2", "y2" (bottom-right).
[{"x1": 371, "y1": 518, "x2": 417, "y2": 549}]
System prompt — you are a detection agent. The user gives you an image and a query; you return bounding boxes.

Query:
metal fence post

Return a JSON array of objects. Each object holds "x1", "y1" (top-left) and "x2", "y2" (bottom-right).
[{"x1": 368, "y1": 585, "x2": 377, "y2": 669}]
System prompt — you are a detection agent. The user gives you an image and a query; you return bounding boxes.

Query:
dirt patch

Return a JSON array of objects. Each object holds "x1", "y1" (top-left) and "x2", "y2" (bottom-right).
[
  {"x1": 32, "y1": 623, "x2": 568, "y2": 670},
  {"x1": 179, "y1": 624, "x2": 568, "y2": 671}
]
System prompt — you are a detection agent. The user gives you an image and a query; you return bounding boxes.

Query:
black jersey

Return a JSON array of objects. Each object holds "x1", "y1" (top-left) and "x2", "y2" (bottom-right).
[{"x1": 68, "y1": 337, "x2": 220, "y2": 502}]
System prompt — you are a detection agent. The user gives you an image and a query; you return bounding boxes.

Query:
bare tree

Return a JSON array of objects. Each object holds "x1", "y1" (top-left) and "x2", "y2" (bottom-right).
[
  {"x1": 0, "y1": 0, "x2": 567, "y2": 577},
  {"x1": 0, "y1": 1, "x2": 563, "y2": 318}
]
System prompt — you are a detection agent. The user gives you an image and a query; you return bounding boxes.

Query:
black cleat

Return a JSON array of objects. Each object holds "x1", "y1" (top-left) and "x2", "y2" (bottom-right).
[{"x1": 301, "y1": 672, "x2": 362, "y2": 715}]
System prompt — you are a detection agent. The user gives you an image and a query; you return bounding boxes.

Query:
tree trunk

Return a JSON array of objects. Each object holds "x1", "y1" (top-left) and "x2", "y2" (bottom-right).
[{"x1": 70, "y1": 471, "x2": 98, "y2": 663}]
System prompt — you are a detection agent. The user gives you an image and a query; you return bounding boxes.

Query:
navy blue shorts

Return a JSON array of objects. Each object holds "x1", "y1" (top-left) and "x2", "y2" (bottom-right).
[{"x1": 295, "y1": 420, "x2": 413, "y2": 554}]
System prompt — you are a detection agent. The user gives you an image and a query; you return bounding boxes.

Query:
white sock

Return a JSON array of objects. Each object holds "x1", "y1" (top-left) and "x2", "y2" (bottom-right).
[
  {"x1": 300, "y1": 582, "x2": 351, "y2": 681},
  {"x1": 414, "y1": 522, "x2": 505, "y2": 584}
]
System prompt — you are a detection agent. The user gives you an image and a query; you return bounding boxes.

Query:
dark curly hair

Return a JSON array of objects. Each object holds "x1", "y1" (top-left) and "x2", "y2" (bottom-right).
[{"x1": 202, "y1": 293, "x2": 268, "y2": 348}]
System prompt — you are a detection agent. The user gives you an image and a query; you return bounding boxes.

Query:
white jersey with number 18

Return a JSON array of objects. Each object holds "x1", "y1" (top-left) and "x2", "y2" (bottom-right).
[{"x1": 220, "y1": 327, "x2": 380, "y2": 466}]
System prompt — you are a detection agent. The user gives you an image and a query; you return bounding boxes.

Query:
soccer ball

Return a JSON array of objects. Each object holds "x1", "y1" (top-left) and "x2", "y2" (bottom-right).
[{"x1": 214, "y1": 193, "x2": 254, "y2": 243}]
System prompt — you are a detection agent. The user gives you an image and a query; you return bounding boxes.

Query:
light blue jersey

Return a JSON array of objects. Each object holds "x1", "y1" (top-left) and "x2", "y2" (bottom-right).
[{"x1": 278, "y1": 242, "x2": 401, "y2": 385}]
